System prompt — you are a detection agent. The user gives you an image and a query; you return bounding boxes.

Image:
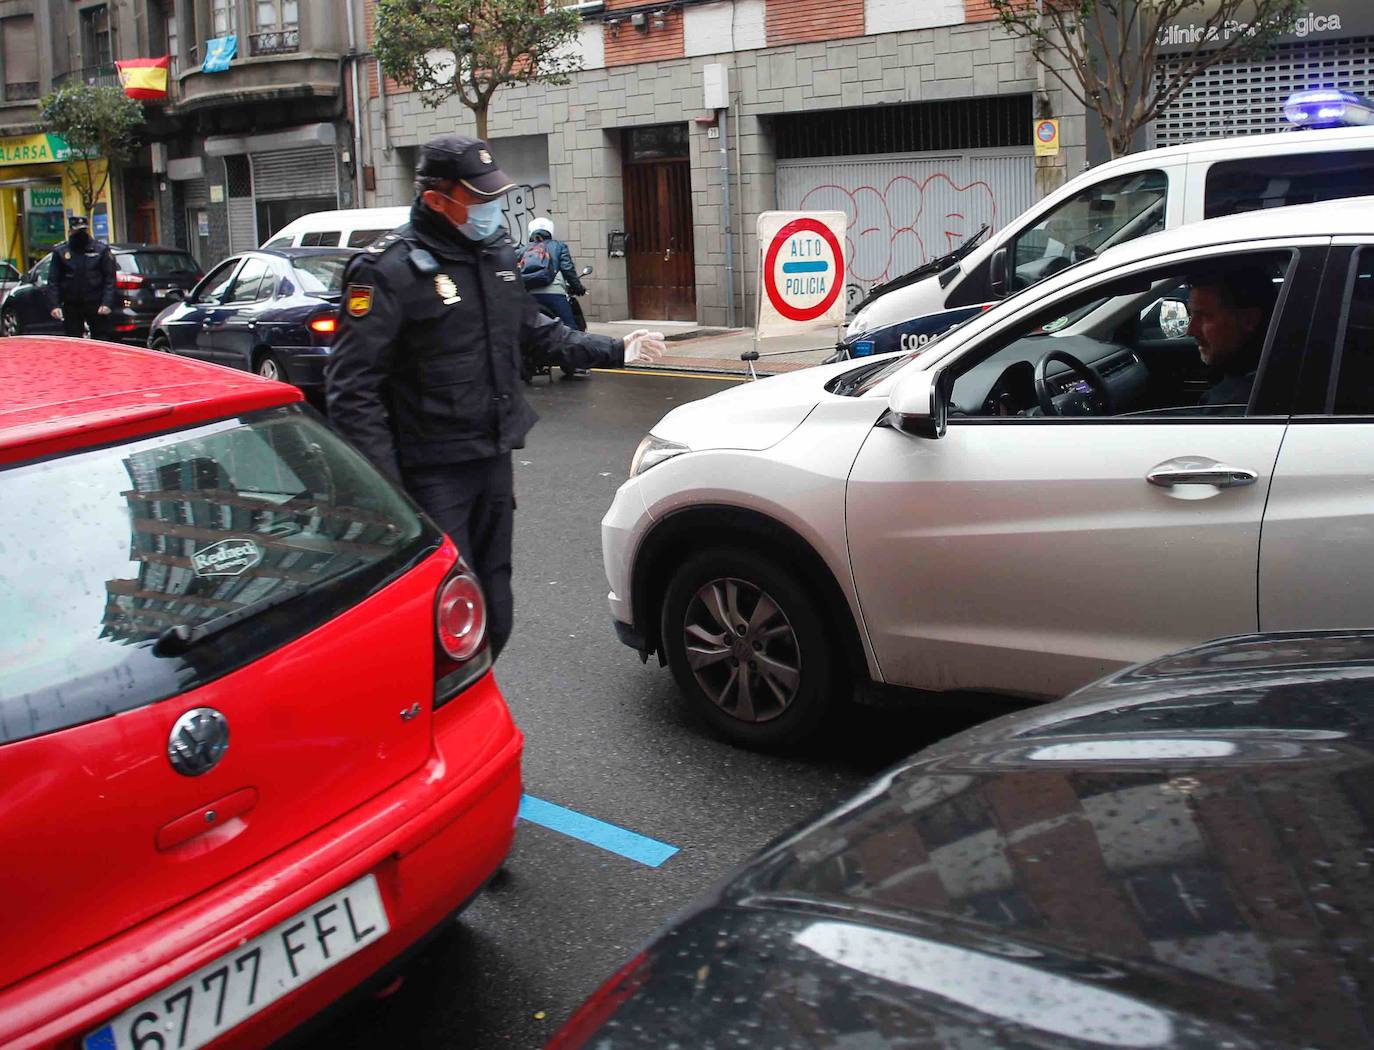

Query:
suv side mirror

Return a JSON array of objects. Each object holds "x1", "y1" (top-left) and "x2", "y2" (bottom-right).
[
  {"x1": 1158, "y1": 298, "x2": 1190, "y2": 339},
  {"x1": 989, "y1": 247, "x2": 1009, "y2": 298},
  {"x1": 888, "y1": 367, "x2": 952, "y2": 439}
]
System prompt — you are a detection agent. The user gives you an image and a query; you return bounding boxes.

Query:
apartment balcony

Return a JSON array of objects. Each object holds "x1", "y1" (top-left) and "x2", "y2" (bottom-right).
[
  {"x1": 249, "y1": 27, "x2": 300, "y2": 56},
  {"x1": 55, "y1": 64, "x2": 122, "y2": 90},
  {"x1": 2, "y1": 82, "x2": 39, "y2": 102}
]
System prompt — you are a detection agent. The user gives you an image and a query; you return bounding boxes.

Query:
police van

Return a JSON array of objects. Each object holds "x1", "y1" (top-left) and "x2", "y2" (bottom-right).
[
  {"x1": 841, "y1": 90, "x2": 1374, "y2": 358},
  {"x1": 261, "y1": 207, "x2": 410, "y2": 250}
]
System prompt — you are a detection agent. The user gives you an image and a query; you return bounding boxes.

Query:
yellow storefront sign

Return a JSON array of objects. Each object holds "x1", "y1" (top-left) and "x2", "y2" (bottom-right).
[{"x1": 0, "y1": 134, "x2": 73, "y2": 166}]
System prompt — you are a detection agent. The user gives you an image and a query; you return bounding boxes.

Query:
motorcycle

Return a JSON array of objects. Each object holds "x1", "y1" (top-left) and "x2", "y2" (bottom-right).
[{"x1": 522, "y1": 266, "x2": 593, "y2": 385}]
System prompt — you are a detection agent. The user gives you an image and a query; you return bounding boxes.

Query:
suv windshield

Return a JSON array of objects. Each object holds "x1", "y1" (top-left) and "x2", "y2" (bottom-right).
[
  {"x1": 1010, "y1": 170, "x2": 1167, "y2": 292},
  {"x1": 116, "y1": 251, "x2": 201, "y2": 276},
  {"x1": 0, "y1": 405, "x2": 438, "y2": 745}
]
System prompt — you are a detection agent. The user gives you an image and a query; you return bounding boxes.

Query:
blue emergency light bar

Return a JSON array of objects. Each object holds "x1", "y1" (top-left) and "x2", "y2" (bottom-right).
[{"x1": 1284, "y1": 89, "x2": 1374, "y2": 129}]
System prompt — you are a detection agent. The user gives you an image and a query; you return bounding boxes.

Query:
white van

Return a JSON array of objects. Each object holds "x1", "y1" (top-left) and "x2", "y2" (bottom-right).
[
  {"x1": 261, "y1": 207, "x2": 411, "y2": 250},
  {"x1": 842, "y1": 100, "x2": 1374, "y2": 357}
]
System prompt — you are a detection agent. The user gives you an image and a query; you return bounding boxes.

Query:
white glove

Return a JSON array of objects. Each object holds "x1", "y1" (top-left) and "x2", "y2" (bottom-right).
[{"x1": 624, "y1": 329, "x2": 666, "y2": 365}]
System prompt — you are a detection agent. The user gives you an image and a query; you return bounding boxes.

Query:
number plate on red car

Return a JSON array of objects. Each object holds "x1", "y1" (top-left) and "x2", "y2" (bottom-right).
[{"x1": 83, "y1": 875, "x2": 389, "y2": 1050}]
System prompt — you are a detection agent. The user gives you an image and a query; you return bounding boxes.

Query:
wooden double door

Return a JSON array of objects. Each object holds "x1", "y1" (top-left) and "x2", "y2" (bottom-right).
[{"x1": 623, "y1": 127, "x2": 696, "y2": 321}]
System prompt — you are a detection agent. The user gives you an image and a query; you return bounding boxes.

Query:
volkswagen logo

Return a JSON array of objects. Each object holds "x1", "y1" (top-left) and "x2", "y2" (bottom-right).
[{"x1": 167, "y1": 708, "x2": 229, "y2": 776}]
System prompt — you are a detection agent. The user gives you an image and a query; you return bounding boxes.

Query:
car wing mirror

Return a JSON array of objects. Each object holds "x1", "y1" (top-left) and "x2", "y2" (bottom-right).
[
  {"x1": 888, "y1": 367, "x2": 951, "y2": 439},
  {"x1": 988, "y1": 247, "x2": 1009, "y2": 298},
  {"x1": 1158, "y1": 298, "x2": 1190, "y2": 339},
  {"x1": 20, "y1": 271, "x2": 34, "y2": 285}
]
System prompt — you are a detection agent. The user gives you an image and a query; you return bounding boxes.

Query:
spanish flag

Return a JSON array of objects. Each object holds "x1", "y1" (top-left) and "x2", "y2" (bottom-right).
[{"x1": 115, "y1": 56, "x2": 170, "y2": 101}]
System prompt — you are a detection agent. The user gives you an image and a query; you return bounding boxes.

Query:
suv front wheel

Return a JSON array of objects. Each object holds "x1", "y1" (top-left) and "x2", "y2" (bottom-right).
[{"x1": 660, "y1": 548, "x2": 836, "y2": 750}]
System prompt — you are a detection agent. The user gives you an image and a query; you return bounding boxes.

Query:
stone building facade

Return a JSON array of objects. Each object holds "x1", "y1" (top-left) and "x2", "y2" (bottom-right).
[{"x1": 358, "y1": 1, "x2": 1085, "y2": 327}]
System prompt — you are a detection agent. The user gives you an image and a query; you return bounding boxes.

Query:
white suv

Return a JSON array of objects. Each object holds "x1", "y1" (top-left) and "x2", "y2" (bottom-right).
[{"x1": 603, "y1": 197, "x2": 1374, "y2": 748}]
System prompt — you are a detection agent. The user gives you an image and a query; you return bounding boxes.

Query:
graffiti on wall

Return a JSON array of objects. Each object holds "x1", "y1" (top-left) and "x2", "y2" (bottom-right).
[
  {"x1": 501, "y1": 182, "x2": 552, "y2": 243},
  {"x1": 798, "y1": 173, "x2": 1001, "y2": 306}
]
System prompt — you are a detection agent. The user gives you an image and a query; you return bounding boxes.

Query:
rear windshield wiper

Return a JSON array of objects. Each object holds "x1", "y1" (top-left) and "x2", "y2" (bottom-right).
[{"x1": 152, "y1": 585, "x2": 305, "y2": 657}]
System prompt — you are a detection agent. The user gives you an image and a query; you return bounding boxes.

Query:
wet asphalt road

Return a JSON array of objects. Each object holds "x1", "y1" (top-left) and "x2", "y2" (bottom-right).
[{"x1": 305, "y1": 368, "x2": 999, "y2": 1050}]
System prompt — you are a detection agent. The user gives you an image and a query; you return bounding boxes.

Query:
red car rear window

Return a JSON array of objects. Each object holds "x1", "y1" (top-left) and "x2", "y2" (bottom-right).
[{"x1": 0, "y1": 405, "x2": 439, "y2": 745}]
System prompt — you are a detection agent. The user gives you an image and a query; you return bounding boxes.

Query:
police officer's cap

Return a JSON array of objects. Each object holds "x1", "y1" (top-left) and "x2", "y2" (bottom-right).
[
  {"x1": 68, "y1": 215, "x2": 89, "y2": 231},
  {"x1": 417, "y1": 134, "x2": 515, "y2": 200}
]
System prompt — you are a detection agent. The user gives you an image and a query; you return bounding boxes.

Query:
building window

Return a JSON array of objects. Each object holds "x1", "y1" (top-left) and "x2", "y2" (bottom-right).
[
  {"x1": 80, "y1": 6, "x2": 113, "y2": 69},
  {"x1": 211, "y1": 0, "x2": 237, "y2": 38},
  {"x1": 250, "y1": 0, "x2": 297, "y2": 54},
  {"x1": 1, "y1": 16, "x2": 38, "y2": 101},
  {"x1": 150, "y1": 0, "x2": 179, "y2": 68}
]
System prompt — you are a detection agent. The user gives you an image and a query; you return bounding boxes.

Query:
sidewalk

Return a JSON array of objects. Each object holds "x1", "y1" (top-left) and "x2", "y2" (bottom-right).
[{"x1": 587, "y1": 320, "x2": 843, "y2": 375}]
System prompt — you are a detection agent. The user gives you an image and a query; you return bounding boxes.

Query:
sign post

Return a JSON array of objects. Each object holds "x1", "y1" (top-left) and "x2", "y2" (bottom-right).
[
  {"x1": 1034, "y1": 118, "x2": 1060, "y2": 157},
  {"x1": 756, "y1": 210, "x2": 847, "y2": 339},
  {"x1": 745, "y1": 211, "x2": 848, "y2": 377}
]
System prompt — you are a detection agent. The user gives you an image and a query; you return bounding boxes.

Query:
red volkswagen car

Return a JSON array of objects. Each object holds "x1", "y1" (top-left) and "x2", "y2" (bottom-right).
[{"x1": 0, "y1": 338, "x2": 523, "y2": 1049}]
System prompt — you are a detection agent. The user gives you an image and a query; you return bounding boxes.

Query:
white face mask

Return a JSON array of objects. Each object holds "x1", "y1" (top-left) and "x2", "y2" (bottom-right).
[{"x1": 463, "y1": 199, "x2": 505, "y2": 239}]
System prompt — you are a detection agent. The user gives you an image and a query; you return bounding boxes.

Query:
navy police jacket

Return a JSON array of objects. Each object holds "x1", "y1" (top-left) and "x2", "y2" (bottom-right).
[
  {"x1": 325, "y1": 201, "x2": 625, "y2": 478},
  {"x1": 48, "y1": 236, "x2": 116, "y2": 309}
]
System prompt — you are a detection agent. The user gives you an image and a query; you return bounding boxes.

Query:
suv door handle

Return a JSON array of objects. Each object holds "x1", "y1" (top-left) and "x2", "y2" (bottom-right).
[{"x1": 1147, "y1": 457, "x2": 1257, "y2": 488}]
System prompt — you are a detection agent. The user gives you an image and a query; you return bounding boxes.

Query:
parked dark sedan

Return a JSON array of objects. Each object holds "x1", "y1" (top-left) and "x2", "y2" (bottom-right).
[
  {"x1": 553, "y1": 631, "x2": 1374, "y2": 1049},
  {"x1": 1, "y1": 244, "x2": 201, "y2": 344},
  {"x1": 149, "y1": 247, "x2": 354, "y2": 390}
]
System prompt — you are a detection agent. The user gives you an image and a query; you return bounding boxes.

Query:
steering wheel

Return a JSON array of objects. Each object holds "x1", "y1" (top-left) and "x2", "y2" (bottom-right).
[{"x1": 1034, "y1": 349, "x2": 1113, "y2": 416}]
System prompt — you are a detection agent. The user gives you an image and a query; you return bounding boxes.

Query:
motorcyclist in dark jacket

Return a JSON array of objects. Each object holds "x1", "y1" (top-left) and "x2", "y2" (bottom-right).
[
  {"x1": 325, "y1": 134, "x2": 665, "y2": 658},
  {"x1": 521, "y1": 217, "x2": 585, "y2": 330},
  {"x1": 47, "y1": 215, "x2": 116, "y2": 340}
]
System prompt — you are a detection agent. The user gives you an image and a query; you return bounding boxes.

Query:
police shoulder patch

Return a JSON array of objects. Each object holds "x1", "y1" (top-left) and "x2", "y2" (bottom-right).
[{"x1": 346, "y1": 284, "x2": 374, "y2": 317}]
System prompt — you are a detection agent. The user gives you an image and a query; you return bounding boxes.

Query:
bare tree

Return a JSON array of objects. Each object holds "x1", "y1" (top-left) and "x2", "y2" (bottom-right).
[
  {"x1": 373, "y1": 0, "x2": 583, "y2": 140},
  {"x1": 991, "y1": 0, "x2": 1303, "y2": 158}
]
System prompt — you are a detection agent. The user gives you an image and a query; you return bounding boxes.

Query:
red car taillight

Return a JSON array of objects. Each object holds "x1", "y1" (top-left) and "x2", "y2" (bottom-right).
[
  {"x1": 309, "y1": 314, "x2": 338, "y2": 335},
  {"x1": 434, "y1": 567, "x2": 490, "y2": 707},
  {"x1": 115, "y1": 271, "x2": 145, "y2": 289}
]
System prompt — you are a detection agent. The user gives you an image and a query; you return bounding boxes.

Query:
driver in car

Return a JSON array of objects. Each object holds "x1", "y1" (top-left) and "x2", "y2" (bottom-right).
[{"x1": 1188, "y1": 267, "x2": 1277, "y2": 408}]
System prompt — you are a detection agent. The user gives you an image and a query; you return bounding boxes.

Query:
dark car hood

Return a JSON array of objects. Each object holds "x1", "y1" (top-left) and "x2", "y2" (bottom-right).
[{"x1": 569, "y1": 633, "x2": 1374, "y2": 1048}]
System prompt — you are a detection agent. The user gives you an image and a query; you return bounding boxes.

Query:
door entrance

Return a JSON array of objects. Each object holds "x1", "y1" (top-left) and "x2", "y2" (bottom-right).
[{"x1": 623, "y1": 125, "x2": 695, "y2": 321}]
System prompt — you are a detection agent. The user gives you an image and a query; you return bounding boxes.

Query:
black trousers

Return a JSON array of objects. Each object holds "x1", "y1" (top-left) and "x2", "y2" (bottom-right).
[
  {"x1": 403, "y1": 453, "x2": 515, "y2": 660},
  {"x1": 62, "y1": 303, "x2": 113, "y2": 340}
]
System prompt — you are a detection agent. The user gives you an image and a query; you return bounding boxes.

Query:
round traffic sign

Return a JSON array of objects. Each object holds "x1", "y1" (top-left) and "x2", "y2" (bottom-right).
[
  {"x1": 763, "y1": 217, "x2": 845, "y2": 323},
  {"x1": 1036, "y1": 119, "x2": 1058, "y2": 143}
]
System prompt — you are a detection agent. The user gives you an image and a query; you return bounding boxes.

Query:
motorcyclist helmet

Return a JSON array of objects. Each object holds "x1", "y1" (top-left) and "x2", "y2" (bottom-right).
[{"x1": 528, "y1": 217, "x2": 555, "y2": 240}]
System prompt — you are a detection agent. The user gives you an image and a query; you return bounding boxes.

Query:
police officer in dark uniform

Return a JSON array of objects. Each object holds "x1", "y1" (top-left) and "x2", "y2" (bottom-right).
[
  {"x1": 325, "y1": 134, "x2": 664, "y2": 660},
  {"x1": 48, "y1": 215, "x2": 117, "y2": 339}
]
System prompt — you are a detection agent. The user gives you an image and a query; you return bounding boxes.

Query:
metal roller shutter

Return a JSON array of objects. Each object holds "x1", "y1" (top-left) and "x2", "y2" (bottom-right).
[
  {"x1": 776, "y1": 148, "x2": 1035, "y2": 311},
  {"x1": 1154, "y1": 35, "x2": 1374, "y2": 146},
  {"x1": 182, "y1": 177, "x2": 208, "y2": 208},
  {"x1": 227, "y1": 200, "x2": 256, "y2": 254},
  {"x1": 250, "y1": 146, "x2": 339, "y2": 201},
  {"x1": 225, "y1": 156, "x2": 257, "y2": 253}
]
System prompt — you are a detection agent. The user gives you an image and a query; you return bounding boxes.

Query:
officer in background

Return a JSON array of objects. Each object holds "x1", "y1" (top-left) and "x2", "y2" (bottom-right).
[
  {"x1": 48, "y1": 215, "x2": 116, "y2": 339},
  {"x1": 325, "y1": 134, "x2": 665, "y2": 660}
]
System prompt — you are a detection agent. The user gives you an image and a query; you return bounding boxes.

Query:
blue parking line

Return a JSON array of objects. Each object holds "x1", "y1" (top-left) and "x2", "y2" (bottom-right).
[{"x1": 519, "y1": 794, "x2": 679, "y2": 868}]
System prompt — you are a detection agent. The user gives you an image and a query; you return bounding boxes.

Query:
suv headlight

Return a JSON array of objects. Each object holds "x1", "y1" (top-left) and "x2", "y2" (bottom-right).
[{"x1": 630, "y1": 433, "x2": 689, "y2": 478}]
